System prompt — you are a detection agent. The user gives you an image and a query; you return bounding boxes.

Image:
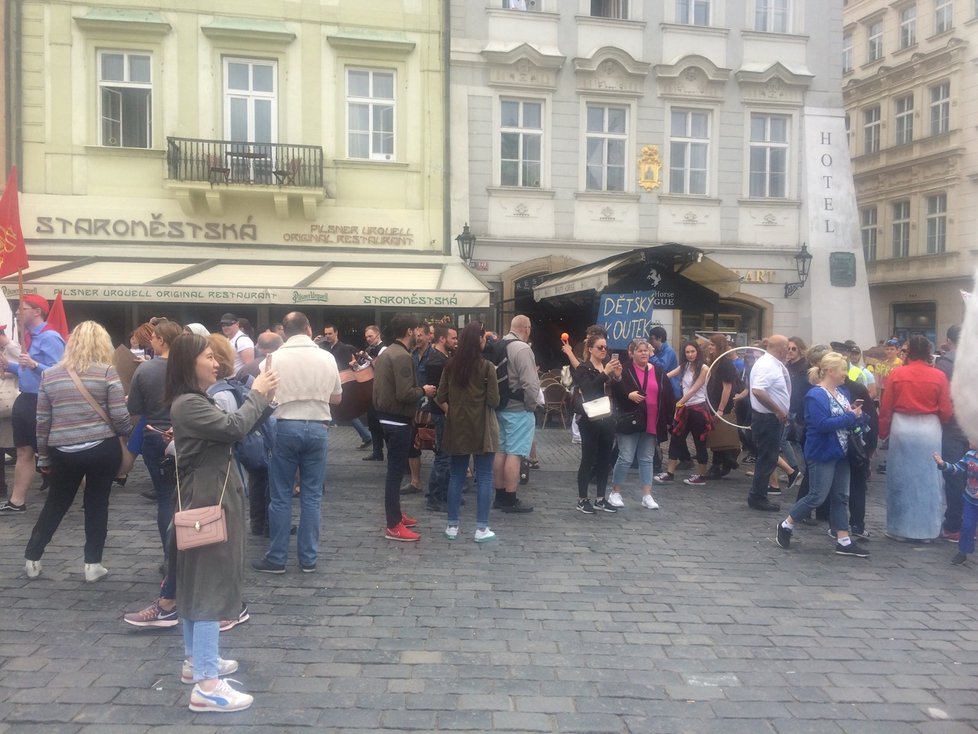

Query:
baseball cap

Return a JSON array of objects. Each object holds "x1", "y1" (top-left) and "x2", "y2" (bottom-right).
[
  {"x1": 885, "y1": 338, "x2": 900, "y2": 346},
  {"x1": 20, "y1": 294, "x2": 49, "y2": 315},
  {"x1": 219, "y1": 313, "x2": 238, "y2": 326}
]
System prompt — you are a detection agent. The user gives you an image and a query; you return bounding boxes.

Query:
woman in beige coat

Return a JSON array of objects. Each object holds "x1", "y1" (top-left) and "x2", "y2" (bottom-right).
[
  {"x1": 436, "y1": 322, "x2": 499, "y2": 542},
  {"x1": 166, "y1": 333, "x2": 277, "y2": 713}
]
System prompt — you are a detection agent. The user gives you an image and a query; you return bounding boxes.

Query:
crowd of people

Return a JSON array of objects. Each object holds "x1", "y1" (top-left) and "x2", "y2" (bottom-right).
[{"x1": 0, "y1": 295, "x2": 970, "y2": 712}]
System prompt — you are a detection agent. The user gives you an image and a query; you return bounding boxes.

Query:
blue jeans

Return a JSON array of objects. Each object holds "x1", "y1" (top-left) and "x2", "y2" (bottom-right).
[
  {"x1": 182, "y1": 619, "x2": 220, "y2": 682},
  {"x1": 382, "y1": 422, "x2": 412, "y2": 528},
  {"x1": 960, "y1": 499, "x2": 978, "y2": 555},
  {"x1": 789, "y1": 458, "x2": 850, "y2": 532},
  {"x1": 351, "y1": 417, "x2": 371, "y2": 443},
  {"x1": 612, "y1": 432, "x2": 656, "y2": 487},
  {"x1": 142, "y1": 431, "x2": 175, "y2": 551},
  {"x1": 426, "y1": 414, "x2": 450, "y2": 504},
  {"x1": 266, "y1": 420, "x2": 328, "y2": 567},
  {"x1": 448, "y1": 453, "x2": 494, "y2": 529}
]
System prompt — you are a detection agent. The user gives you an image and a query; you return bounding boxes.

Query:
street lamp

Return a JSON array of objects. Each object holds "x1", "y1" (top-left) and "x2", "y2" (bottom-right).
[
  {"x1": 784, "y1": 243, "x2": 813, "y2": 298},
  {"x1": 455, "y1": 223, "x2": 476, "y2": 265}
]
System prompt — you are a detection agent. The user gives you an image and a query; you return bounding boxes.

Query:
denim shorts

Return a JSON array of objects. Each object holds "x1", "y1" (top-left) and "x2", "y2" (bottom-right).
[{"x1": 497, "y1": 410, "x2": 535, "y2": 457}]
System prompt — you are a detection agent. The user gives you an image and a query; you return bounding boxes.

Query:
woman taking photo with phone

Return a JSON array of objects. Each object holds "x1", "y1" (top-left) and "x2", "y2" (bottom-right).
[
  {"x1": 571, "y1": 333, "x2": 621, "y2": 514},
  {"x1": 608, "y1": 338, "x2": 676, "y2": 509},
  {"x1": 166, "y1": 333, "x2": 278, "y2": 712}
]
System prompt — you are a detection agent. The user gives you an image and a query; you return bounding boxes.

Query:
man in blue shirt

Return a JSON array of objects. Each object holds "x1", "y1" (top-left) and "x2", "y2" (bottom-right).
[
  {"x1": 0, "y1": 295, "x2": 66, "y2": 514},
  {"x1": 648, "y1": 326, "x2": 686, "y2": 469}
]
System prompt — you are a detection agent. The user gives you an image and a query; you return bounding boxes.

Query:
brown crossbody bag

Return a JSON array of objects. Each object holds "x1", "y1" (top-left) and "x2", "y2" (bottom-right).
[{"x1": 173, "y1": 447, "x2": 232, "y2": 551}]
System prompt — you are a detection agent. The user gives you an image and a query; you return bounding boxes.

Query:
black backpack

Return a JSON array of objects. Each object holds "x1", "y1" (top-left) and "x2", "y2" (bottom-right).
[{"x1": 488, "y1": 337, "x2": 525, "y2": 406}]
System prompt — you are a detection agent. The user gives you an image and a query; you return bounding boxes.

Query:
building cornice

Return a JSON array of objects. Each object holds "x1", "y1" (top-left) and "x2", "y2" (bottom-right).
[{"x1": 843, "y1": 37, "x2": 968, "y2": 100}]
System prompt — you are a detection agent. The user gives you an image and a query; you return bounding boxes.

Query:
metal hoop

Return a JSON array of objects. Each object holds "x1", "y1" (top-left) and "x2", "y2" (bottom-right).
[{"x1": 702, "y1": 346, "x2": 768, "y2": 430}]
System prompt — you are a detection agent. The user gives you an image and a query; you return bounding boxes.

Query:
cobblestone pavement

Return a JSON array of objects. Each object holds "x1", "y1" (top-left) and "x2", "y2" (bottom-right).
[{"x1": 1, "y1": 424, "x2": 977, "y2": 733}]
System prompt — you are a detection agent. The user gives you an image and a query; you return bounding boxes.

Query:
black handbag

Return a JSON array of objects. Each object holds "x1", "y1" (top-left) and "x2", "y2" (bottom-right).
[
  {"x1": 847, "y1": 430, "x2": 868, "y2": 469},
  {"x1": 615, "y1": 364, "x2": 651, "y2": 435}
]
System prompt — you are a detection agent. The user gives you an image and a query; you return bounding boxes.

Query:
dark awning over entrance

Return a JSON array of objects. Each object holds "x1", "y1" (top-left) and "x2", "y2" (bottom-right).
[{"x1": 532, "y1": 244, "x2": 741, "y2": 303}]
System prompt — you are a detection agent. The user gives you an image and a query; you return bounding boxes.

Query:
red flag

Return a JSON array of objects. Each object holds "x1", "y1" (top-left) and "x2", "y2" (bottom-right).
[
  {"x1": 45, "y1": 292, "x2": 69, "y2": 341},
  {"x1": 0, "y1": 167, "x2": 29, "y2": 278}
]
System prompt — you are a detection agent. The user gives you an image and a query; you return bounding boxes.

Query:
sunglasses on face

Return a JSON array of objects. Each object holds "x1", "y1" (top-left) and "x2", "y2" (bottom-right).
[{"x1": 593, "y1": 345, "x2": 607, "y2": 351}]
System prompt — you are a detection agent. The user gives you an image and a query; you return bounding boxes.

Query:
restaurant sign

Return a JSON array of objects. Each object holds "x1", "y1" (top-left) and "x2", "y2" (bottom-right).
[{"x1": 1, "y1": 285, "x2": 485, "y2": 309}]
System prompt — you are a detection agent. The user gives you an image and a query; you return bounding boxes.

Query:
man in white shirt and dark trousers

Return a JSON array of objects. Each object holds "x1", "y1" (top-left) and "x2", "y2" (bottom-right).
[
  {"x1": 220, "y1": 313, "x2": 255, "y2": 374},
  {"x1": 748, "y1": 335, "x2": 791, "y2": 512},
  {"x1": 252, "y1": 311, "x2": 342, "y2": 574}
]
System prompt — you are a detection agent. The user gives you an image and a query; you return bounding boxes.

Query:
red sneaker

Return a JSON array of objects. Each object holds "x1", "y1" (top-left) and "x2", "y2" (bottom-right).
[
  {"x1": 401, "y1": 513, "x2": 418, "y2": 528},
  {"x1": 385, "y1": 522, "x2": 420, "y2": 542}
]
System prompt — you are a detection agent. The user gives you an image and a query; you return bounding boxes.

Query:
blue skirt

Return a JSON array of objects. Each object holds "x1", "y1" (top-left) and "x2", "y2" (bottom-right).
[{"x1": 886, "y1": 413, "x2": 945, "y2": 540}]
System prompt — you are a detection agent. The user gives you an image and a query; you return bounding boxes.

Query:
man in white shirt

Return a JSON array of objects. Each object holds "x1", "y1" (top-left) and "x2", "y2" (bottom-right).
[
  {"x1": 251, "y1": 311, "x2": 342, "y2": 574},
  {"x1": 748, "y1": 334, "x2": 791, "y2": 512},
  {"x1": 220, "y1": 313, "x2": 255, "y2": 373}
]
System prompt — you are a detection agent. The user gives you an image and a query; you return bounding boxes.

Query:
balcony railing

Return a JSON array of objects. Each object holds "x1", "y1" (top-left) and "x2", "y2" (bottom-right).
[{"x1": 166, "y1": 137, "x2": 324, "y2": 188}]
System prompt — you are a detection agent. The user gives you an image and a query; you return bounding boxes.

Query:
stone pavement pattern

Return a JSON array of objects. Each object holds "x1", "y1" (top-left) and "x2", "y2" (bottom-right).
[{"x1": 0, "y1": 425, "x2": 977, "y2": 733}]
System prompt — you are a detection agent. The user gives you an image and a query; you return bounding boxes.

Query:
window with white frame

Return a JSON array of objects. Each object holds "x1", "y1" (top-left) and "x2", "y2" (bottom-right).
[
  {"x1": 929, "y1": 81, "x2": 950, "y2": 135},
  {"x1": 899, "y1": 5, "x2": 917, "y2": 48},
  {"x1": 676, "y1": 0, "x2": 710, "y2": 25},
  {"x1": 863, "y1": 106, "x2": 881, "y2": 153},
  {"x1": 669, "y1": 109, "x2": 709, "y2": 195},
  {"x1": 867, "y1": 20, "x2": 884, "y2": 61},
  {"x1": 98, "y1": 51, "x2": 152, "y2": 148},
  {"x1": 926, "y1": 193, "x2": 947, "y2": 253},
  {"x1": 843, "y1": 33, "x2": 853, "y2": 73},
  {"x1": 892, "y1": 200, "x2": 911, "y2": 257},
  {"x1": 225, "y1": 58, "x2": 276, "y2": 146},
  {"x1": 591, "y1": 0, "x2": 628, "y2": 18},
  {"x1": 748, "y1": 113, "x2": 788, "y2": 198},
  {"x1": 500, "y1": 99, "x2": 543, "y2": 187},
  {"x1": 347, "y1": 68, "x2": 395, "y2": 160},
  {"x1": 503, "y1": 0, "x2": 538, "y2": 9},
  {"x1": 895, "y1": 95, "x2": 914, "y2": 145},
  {"x1": 935, "y1": 0, "x2": 953, "y2": 33},
  {"x1": 585, "y1": 104, "x2": 627, "y2": 192},
  {"x1": 755, "y1": 0, "x2": 789, "y2": 32},
  {"x1": 861, "y1": 207, "x2": 878, "y2": 262}
]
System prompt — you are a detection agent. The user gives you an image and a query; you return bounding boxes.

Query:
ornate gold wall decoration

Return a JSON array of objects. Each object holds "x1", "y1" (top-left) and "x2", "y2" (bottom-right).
[{"x1": 638, "y1": 145, "x2": 661, "y2": 192}]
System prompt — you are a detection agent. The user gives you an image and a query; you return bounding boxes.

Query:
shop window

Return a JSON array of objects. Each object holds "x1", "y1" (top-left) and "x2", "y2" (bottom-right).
[
  {"x1": 585, "y1": 104, "x2": 627, "y2": 192},
  {"x1": 893, "y1": 302, "x2": 936, "y2": 345},
  {"x1": 347, "y1": 68, "x2": 395, "y2": 161},
  {"x1": 98, "y1": 51, "x2": 152, "y2": 148},
  {"x1": 500, "y1": 99, "x2": 543, "y2": 187}
]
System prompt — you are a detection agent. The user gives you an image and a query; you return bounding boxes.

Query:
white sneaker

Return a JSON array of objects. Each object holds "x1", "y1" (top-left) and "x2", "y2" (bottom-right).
[
  {"x1": 445, "y1": 525, "x2": 459, "y2": 540},
  {"x1": 188, "y1": 678, "x2": 253, "y2": 712},
  {"x1": 474, "y1": 528, "x2": 496, "y2": 543},
  {"x1": 607, "y1": 492, "x2": 625, "y2": 508},
  {"x1": 84, "y1": 563, "x2": 108, "y2": 582},
  {"x1": 641, "y1": 495, "x2": 659, "y2": 510},
  {"x1": 25, "y1": 560, "x2": 41, "y2": 578},
  {"x1": 181, "y1": 657, "x2": 239, "y2": 685}
]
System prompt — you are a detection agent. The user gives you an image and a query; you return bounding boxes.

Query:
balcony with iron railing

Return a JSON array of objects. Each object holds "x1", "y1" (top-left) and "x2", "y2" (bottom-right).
[{"x1": 165, "y1": 137, "x2": 326, "y2": 219}]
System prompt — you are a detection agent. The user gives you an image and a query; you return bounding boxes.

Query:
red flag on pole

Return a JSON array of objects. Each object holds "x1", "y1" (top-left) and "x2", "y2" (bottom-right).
[
  {"x1": 0, "y1": 167, "x2": 29, "y2": 278},
  {"x1": 45, "y1": 292, "x2": 69, "y2": 341}
]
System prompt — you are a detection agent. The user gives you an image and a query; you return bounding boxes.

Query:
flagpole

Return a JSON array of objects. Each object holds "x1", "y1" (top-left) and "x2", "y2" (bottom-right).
[{"x1": 17, "y1": 268, "x2": 23, "y2": 346}]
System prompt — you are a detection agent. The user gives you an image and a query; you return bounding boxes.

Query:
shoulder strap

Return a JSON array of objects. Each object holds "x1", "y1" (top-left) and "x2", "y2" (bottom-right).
[
  {"x1": 175, "y1": 445, "x2": 233, "y2": 514},
  {"x1": 66, "y1": 368, "x2": 112, "y2": 428}
]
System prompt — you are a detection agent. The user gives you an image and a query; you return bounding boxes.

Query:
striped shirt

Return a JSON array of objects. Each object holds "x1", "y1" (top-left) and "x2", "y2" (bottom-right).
[{"x1": 36, "y1": 364, "x2": 132, "y2": 467}]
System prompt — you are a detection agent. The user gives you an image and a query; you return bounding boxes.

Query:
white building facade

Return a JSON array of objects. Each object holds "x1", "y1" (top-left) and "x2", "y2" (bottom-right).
[{"x1": 451, "y1": 0, "x2": 875, "y2": 359}]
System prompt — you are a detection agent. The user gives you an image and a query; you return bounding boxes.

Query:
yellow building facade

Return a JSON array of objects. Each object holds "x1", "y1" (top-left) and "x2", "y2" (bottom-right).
[{"x1": 10, "y1": 0, "x2": 484, "y2": 337}]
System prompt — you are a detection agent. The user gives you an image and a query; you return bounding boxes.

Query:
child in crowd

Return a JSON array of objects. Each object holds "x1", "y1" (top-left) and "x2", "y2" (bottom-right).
[{"x1": 933, "y1": 442, "x2": 978, "y2": 565}]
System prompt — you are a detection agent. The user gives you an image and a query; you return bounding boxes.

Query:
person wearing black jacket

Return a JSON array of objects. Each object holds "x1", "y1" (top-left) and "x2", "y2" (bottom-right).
[
  {"x1": 608, "y1": 338, "x2": 676, "y2": 510},
  {"x1": 572, "y1": 333, "x2": 622, "y2": 514}
]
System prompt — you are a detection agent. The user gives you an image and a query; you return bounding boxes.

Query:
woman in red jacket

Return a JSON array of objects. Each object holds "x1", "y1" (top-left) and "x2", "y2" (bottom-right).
[{"x1": 878, "y1": 335, "x2": 953, "y2": 541}]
